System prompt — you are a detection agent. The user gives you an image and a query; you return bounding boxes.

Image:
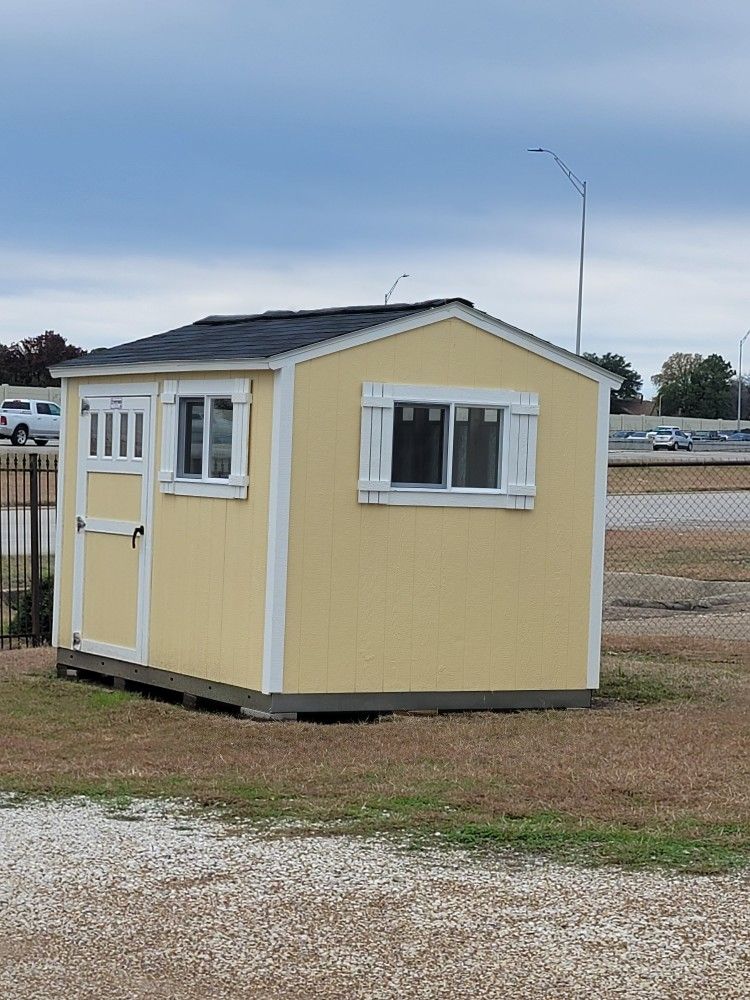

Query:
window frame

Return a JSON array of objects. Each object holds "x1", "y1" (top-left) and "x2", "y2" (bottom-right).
[
  {"x1": 359, "y1": 382, "x2": 539, "y2": 509},
  {"x1": 390, "y1": 400, "x2": 509, "y2": 494},
  {"x1": 159, "y1": 377, "x2": 252, "y2": 499}
]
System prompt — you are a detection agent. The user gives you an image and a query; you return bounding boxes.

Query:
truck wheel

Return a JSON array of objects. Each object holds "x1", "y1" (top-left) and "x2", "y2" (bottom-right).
[{"x1": 11, "y1": 426, "x2": 28, "y2": 446}]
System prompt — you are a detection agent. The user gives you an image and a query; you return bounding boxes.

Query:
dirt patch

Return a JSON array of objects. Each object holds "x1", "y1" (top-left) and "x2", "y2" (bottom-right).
[{"x1": 0, "y1": 647, "x2": 748, "y2": 854}]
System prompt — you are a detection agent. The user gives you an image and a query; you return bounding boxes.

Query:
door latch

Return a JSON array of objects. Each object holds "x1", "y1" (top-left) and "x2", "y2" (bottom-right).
[
  {"x1": 131, "y1": 525, "x2": 145, "y2": 548},
  {"x1": 76, "y1": 516, "x2": 86, "y2": 532}
]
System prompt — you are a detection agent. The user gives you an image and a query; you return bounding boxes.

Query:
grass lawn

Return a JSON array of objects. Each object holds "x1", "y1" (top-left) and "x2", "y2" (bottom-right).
[
  {"x1": 605, "y1": 528, "x2": 750, "y2": 581},
  {"x1": 607, "y1": 463, "x2": 749, "y2": 495},
  {"x1": 1, "y1": 643, "x2": 748, "y2": 874}
]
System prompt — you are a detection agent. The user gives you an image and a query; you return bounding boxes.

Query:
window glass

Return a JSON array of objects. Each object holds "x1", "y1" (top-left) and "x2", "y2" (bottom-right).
[
  {"x1": 89, "y1": 412, "x2": 99, "y2": 457},
  {"x1": 103, "y1": 412, "x2": 113, "y2": 457},
  {"x1": 208, "y1": 398, "x2": 233, "y2": 479},
  {"x1": 452, "y1": 407, "x2": 502, "y2": 488},
  {"x1": 391, "y1": 403, "x2": 447, "y2": 486},
  {"x1": 134, "y1": 412, "x2": 144, "y2": 458},
  {"x1": 177, "y1": 398, "x2": 204, "y2": 478},
  {"x1": 118, "y1": 412, "x2": 129, "y2": 458},
  {"x1": 2, "y1": 400, "x2": 31, "y2": 411},
  {"x1": 36, "y1": 402, "x2": 51, "y2": 415},
  {"x1": 49, "y1": 403, "x2": 60, "y2": 416}
]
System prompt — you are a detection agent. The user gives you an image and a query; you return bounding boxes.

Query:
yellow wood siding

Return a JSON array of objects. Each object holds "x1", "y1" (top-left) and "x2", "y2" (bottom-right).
[
  {"x1": 56, "y1": 371, "x2": 273, "y2": 689},
  {"x1": 284, "y1": 318, "x2": 599, "y2": 694},
  {"x1": 82, "y1": 532, "x2": 138, "y2": 648}
]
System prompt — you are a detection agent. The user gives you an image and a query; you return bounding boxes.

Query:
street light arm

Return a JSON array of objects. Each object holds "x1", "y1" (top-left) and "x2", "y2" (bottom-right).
[
  {"x1": 385, "y1": 274, "x2": 410, "y2": 305},
  {"x1": 527, "y1": 148, "x2": 586, "y2": 197}
]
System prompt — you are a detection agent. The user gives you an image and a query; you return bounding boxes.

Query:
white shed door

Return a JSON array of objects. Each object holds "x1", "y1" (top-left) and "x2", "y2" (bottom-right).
[{"x1": 72, "y1": 393, "x2": 153, "y2": 664}]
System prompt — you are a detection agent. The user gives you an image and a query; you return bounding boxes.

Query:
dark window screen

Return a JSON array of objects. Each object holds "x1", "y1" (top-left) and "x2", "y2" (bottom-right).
[
  {"x1": 452, "y1": 407, "x2": 502, "y2": 488},
  {"x1": 177, "y1": 398, "x2": 204, "y2": 478},
  {"x1": 391, "y1": 404, "x2": 447, "y2": 486}
]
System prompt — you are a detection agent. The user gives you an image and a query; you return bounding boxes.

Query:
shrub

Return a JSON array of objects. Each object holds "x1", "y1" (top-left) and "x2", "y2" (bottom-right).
[{"x1": 11, "y1": 574, "x2": 54, "y2": 641}]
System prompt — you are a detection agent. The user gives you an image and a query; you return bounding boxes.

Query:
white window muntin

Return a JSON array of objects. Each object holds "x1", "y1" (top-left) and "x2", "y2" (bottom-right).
[
  {"x1": 160, "y1": 377, "x2": 251, "y2": 499},
  {"x1": 359, "y1": 382, "x2": 539, "y2": 509}
]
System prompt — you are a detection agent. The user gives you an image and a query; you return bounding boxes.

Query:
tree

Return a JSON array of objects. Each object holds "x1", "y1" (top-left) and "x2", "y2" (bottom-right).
[
  {"x1": 0, "y1": 331, "x2": 86, "y2": 387},
  {"x1": 652, "y1": 352, "x2": 734, "y2": 418},
  {"x1": 652, "y1": 353, "x2": 702, "y2": 415},
  {"x1": 684, "y1": 354, "x2": 734, "y2": 419},
  {"x1": 582, "y1": 352, "x2": 643, "y2": 412}
]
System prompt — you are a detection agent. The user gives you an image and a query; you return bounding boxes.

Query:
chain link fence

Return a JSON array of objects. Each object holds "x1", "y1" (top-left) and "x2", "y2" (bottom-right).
[{"x1": 604, "y1": 457, "x2": 750, "y2": 652}]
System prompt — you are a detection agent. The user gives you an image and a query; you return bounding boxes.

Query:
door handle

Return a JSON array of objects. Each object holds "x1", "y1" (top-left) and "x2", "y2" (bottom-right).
[{"x1": 131, "y1": 525, "x2": 145, "y2": 548}]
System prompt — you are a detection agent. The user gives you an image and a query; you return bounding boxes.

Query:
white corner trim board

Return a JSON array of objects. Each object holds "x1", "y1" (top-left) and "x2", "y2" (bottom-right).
[
  {"x1": 262, "y1": 363, "x2": 295, "y2": 695},
  {"x1": 358, "y1": 381, "x2": 539, "y2": 508},
  {"x1": 587, "y1": 379, "x2": 611, "y2": 690}
]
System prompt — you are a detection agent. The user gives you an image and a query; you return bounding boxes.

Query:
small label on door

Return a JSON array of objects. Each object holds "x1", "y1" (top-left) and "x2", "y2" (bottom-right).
[{"x1": 110, "y1": 398, "x2": 123, "y2": 409}]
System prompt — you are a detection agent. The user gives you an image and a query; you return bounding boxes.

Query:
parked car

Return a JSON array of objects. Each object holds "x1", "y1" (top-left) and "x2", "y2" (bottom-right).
[
  {"x1": 726, "y1": 431, "x2": 750, "y2": 442},
  {"x1": 625, "y1": 431, "x2": 649, "y2": 441},
  {"x1": 690, "y1": 430, "x2": 728, "y2": 442},
  {"x1": 609, "y1": 430, "x2": 631, "y2": 440},
  {"x1": 652, "y1": 428, "x2": 693, "y2": 451},
  {"x1": 646, "y1": 425, "x2": 683, "y2": 441},
  {"x1": 0, "y1": 398, "x2": 61, "y2": 446}
]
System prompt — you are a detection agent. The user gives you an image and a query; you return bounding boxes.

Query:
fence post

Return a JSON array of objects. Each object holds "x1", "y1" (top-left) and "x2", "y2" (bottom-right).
[{"x1": 29, "y1": 454, "x2": 40, "y2": 646}]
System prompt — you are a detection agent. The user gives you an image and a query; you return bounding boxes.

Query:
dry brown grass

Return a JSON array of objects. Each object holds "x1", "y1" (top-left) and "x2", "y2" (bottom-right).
[
  {"x1": 605, "y1": 528, "x2": 750, "y2": 581},
  {"x1": 0, "y1": 646, "x2": 748, "y2": 847},
  {"x1": 608, "y1": 463, "x2": 750, "y2": 495}
]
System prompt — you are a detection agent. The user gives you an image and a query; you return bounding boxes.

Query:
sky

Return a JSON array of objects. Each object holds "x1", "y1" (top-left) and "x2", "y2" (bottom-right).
[{"x1": 2, "y1": 0, "x2": 749, "y2": 392}]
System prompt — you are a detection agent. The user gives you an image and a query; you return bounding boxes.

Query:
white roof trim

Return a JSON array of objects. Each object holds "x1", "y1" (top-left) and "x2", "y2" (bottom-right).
[
  {"x1": 50, "y1": 359, "x2": 272, "y2": 378},
  {"x1": 273, "y1": 303, "x2": 623, "y2": 387},
  {"x1": 50, "y1": 303, "x2": 623, "y2": 387}
]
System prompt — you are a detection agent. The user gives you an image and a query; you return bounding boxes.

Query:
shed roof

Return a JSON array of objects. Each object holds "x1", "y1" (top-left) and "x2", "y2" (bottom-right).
[
  {"x1": 58, "y1": 299, "x2": 472, "y2": 369},
  {"x1": 53, "y1": 297, "x2": 623, "y2": 387}
]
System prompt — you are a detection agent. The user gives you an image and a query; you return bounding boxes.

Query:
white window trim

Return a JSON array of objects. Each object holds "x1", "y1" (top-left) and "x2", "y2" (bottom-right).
[
  {"x1": 159, "y1": 377, "x2": 251, "y2": 499},
  {"x1": 358, "y1": 382, "x2": 539, "y2": 509}
]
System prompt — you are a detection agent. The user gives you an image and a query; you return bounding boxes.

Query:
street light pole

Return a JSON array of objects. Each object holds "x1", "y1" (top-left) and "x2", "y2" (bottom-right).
[
  {"x1": 738, "y1": 330, "x2": 750, "y2": 431},
  {"x1": 527, "y1": 148, "x2": 587, "y2": 355}
]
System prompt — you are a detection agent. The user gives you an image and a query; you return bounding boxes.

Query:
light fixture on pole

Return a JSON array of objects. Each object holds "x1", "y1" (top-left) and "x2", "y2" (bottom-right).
[
  {"x1": 738, "y1": 330, "x2": 750, "y2": 431},
  {"x1": 527, "y1": 148, "x2": 587, "y2": 355},
  {"x1": 385, "y1": 274, "x2": 409, "y2": 305}
]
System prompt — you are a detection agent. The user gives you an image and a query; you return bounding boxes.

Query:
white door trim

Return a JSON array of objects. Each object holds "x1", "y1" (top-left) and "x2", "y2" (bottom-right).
[{"x1": 72, "y1": 383, "x2": 157, "y2": 664}]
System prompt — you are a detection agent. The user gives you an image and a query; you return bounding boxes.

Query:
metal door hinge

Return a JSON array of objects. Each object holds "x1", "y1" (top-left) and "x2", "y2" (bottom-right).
[
  {"x1": 80, "y1": 399, "x2": 90, "y2": 415},
  {"x1": 76, "y1": 516, "x2": 86, "y2": 532},
  {"x1": 72, "y1": 632, "x2": 81, "y2": 648}
]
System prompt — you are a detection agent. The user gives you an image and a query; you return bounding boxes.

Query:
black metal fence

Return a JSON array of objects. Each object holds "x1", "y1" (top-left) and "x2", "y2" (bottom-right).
[
  {"x1": 0, "y1": 453, "x2": 58, "y2": 648},
  {"x1": 604, "y1": 458, "x2": 750, "y2": 651}
]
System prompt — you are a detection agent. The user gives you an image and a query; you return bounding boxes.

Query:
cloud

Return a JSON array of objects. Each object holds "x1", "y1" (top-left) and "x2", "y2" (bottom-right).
[{"x1": 1, "y1": 211, "x2": 747, "y2": 390}]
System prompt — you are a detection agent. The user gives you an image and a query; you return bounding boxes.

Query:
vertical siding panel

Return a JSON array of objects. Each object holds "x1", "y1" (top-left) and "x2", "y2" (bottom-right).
[
  {"x1": 409, "y1": 507, "x2": 443, "y2": 691},
  {"x1": 462, "y1": 511, "x2": 495, "y2": 691},
  {"x1": 382, "y1": 507, "x2": 416, "y2": 691},
  {"x1": 436, "y1": 509, "x2": 468, "y2": 691},
  {"x1": 489, "y1": 510, "x2": 522, "y2": 687},
  {"x1": 297, "y1": 362, "x2": 338, "y2": 693}
]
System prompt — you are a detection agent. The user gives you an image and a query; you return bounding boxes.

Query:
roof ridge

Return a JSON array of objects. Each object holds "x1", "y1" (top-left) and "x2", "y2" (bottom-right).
[{"x1": 196, "y1": 298, "x2": 472, "y2": 327}]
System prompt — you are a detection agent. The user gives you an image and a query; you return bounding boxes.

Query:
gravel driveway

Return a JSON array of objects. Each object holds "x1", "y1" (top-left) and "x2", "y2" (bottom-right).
[{"x1": 0, "y1": 799, "x2": 748, "y2": 1000}]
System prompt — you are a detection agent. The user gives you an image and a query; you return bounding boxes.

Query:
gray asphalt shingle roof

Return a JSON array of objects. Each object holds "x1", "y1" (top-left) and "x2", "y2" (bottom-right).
[{"x1": 58, "y1": 298, "x2": 474, "y2": 369}]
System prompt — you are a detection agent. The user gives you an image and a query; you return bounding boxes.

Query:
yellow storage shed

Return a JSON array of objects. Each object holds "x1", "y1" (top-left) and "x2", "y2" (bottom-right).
[{"x1": 51, "y1": 298, "x2": 621, "y2": 717}]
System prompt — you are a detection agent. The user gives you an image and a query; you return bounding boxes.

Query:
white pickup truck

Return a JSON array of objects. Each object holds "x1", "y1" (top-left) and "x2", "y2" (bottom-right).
[{"x1": 0, "y1": 398, "x2": 61, "y2": 446}]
